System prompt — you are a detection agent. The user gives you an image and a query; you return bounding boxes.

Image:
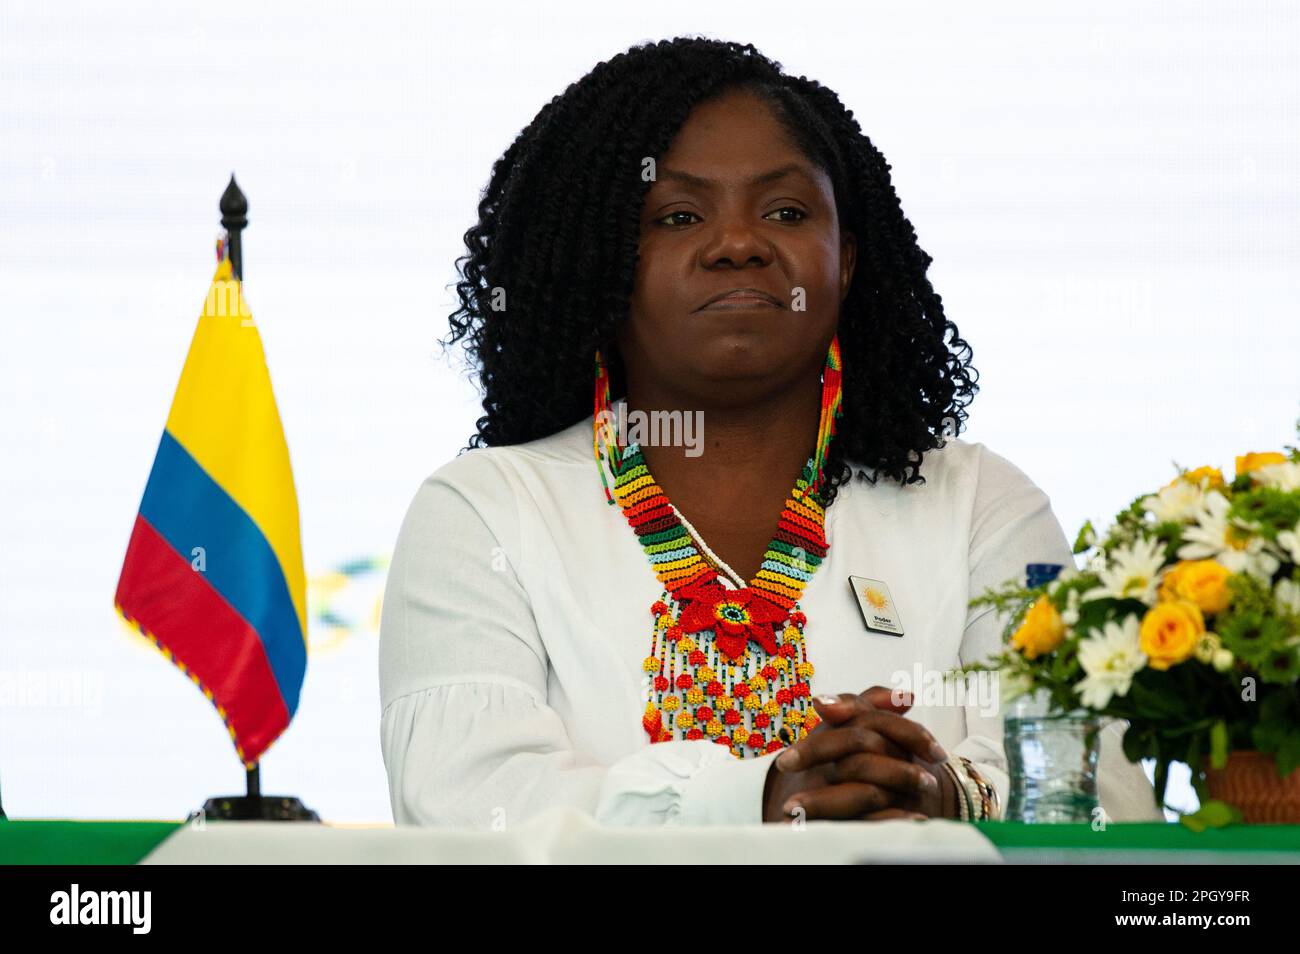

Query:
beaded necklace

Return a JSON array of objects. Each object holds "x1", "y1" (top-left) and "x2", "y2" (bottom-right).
[{"x1": 593, "y1": 338, "x2": 843, "y2": 757}]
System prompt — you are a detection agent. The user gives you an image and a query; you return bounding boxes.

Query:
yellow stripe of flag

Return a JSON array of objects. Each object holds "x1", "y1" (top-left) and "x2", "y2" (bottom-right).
[{"x1": 163, "y1": 258, "x2": 307, "y2": 641}]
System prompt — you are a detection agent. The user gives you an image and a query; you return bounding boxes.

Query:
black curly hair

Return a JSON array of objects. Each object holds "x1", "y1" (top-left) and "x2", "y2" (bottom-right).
[{"x1": 443, "y1": 36, "x2": 978, "y2": 506}]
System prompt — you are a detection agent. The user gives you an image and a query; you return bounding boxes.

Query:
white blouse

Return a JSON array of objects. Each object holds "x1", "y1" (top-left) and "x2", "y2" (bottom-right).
[{"x1": 379, "y1": 405, "x2": 1163, "y2": 828}]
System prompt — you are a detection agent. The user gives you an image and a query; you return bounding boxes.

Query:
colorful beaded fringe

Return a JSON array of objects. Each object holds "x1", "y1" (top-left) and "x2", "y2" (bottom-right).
[
  {"x1": 811, "y1": 333, "x2": 843, "y2": 501},
  {"x1": 593, "y1": 341, "x2": 842, "y2": 758}
]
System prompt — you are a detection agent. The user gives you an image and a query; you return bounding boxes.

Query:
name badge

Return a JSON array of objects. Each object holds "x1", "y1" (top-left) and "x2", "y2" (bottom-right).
[{"x1": 849, "y1": 576, "x2": 904, "y2": 637}]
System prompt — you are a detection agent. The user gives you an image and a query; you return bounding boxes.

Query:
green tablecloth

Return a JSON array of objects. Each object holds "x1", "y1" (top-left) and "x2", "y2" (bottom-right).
[
  {"x1": 0, "y1": 819, "x2": 181, "y2": 865},
  {"x1": 976, "y1": 820, "x2": 1300, "y2": 854}
]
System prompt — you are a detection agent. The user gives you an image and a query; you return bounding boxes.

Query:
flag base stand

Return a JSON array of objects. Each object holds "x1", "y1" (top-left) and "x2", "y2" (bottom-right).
[
  {"x1": 195, "y1": 794, "x2": 320, "y2": 822},
  {"x1": 189, "y1": 765, "x2": 320, "y2": 822}
]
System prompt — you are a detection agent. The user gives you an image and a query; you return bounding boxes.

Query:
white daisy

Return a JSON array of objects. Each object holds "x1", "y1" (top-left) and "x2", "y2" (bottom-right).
[
  {"x1": 1054, "y1": 565, "x2": 1081, "y2": 586},
  {"x1": 1250, "y1": 460, "x2": 1300, "y2": 492},
  {"x1": 1081, "y1": 535, "x2": 1167, "y2": 604},
  {"x1": 1142, "y1": 480, "x2": 1206, "y2": 524},
  {"x1": 1178, "y1": 490, "x2": 1280, "y2": 582},
  {"x1": 1276, "y1": 520, "x2": 1300, "y2": 565},
  {"x1": 1075, "y1": 615, "x2": 1147, "y2": 709}
]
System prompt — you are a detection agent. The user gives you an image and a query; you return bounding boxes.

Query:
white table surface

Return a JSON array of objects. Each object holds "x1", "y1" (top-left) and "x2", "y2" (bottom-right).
[{"x1": 141, "y1": 807, "x2": 1003, "y2": 864}]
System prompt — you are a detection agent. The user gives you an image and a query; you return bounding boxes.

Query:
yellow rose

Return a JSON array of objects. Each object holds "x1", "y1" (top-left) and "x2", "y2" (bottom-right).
[
  {"x1": 1165, "y1": 465, "x2": 1225, "y2": 491},
  {"x1": 1139, "y1": 600, "x2": 1204, "y2": 670},
  {"x1": 1158, "y1": 560, "x2": 1232, "y2": 615},
  {"x1": 1236, "y1": 451, "x2": 1287, "y2": 478},
  {"x1": 1011, "y1": 595, "x2": 1066, "y2": 660}
]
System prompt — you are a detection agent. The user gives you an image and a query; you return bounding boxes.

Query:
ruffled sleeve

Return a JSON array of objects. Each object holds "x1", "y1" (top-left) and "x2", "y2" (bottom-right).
[{"x1": 378, "y1": 465, "x2": 774, "y2": 828}]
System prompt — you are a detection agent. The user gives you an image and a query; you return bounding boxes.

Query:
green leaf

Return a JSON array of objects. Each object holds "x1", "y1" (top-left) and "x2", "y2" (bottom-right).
[
  {"x1": 1128, "y1": 677, "x2": 1189, "y2": 720},
  {"x1": 1179, "y1": 799, "x2": 1243, "y2": 833},
  {"x1": 1278, "y1": 731, "x2": 1300, "y2": 779},
  {"x1": 1072, "y1": 520, "x2": 1096, "y2": 554},
  {"x1": 1261, "y1": 690, "x2": 1296, "y2": 723},
  {"x1": 1210, "y1": 720, "x2": 1229, "y2": 770},
  {"x1": 1252, "y1": 720, "x2": 1288, "y2": 754},
  {"x1": 1122, "y1": 725, "x2": 1154, "y2": 763}
]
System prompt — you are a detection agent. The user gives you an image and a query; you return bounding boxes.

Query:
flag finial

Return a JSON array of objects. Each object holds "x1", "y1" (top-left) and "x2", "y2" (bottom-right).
[{"x1": 219, "y1": 174, "x2": 248, "y2": 280}]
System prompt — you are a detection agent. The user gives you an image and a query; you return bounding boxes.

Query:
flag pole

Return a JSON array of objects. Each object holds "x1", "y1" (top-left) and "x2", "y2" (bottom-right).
[
  {"x1": 223, "y1": 171, "x2": 262, "y2": 808},
  {"x1": 224, "y1": 174, "x2": 262, "y2": 816},
  {"x1": 187, "y1": 174, "x2": 318, "y2": 824}
]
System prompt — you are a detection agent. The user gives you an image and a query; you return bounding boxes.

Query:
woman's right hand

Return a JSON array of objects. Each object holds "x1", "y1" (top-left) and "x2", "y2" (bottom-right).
[{"x1": 761, "y1": 686, "x2": 950, "y2": 822}]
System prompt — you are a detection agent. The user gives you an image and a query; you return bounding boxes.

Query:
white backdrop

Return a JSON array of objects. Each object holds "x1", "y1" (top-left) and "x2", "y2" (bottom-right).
[{"x1": 1, "y1": 0, "x2": 1296, "y2": 822}]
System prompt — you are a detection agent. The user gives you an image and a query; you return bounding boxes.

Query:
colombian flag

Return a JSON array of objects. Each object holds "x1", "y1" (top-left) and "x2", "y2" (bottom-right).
[{"x1": 115, "y1": 255, "x2": 307, "y2": 767}]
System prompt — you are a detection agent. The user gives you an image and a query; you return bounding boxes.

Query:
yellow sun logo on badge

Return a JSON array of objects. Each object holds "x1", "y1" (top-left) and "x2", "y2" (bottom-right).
[{"x1": 863, "y1": 586, "x2": 889, "y2": 610}]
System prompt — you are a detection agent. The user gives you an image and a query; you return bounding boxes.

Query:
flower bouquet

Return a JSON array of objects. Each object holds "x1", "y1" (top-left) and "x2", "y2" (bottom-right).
[{"x1": 967, "y1": 423, "x2": 1300, "y2": 825}]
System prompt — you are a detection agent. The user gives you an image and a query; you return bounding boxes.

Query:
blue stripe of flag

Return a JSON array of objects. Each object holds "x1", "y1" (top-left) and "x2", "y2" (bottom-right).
[{"x1": 138, "y1": 430, "x2": 306, "y2": 716}]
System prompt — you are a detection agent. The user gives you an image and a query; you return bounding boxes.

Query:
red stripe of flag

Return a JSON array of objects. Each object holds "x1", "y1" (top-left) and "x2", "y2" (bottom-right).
[{"x1": 115, "y1": 513, "x2": 290, "y2": 763}]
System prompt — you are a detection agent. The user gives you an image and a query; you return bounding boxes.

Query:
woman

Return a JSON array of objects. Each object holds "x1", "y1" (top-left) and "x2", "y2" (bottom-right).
[{"x1": 380, "y1": 37, "x2": 1161, "y2": 827}]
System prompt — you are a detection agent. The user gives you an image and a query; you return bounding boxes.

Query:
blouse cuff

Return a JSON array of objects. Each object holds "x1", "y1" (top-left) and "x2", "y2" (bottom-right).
[{"x1": 678, "y1": 749, "x2": 776, "y2": 826}]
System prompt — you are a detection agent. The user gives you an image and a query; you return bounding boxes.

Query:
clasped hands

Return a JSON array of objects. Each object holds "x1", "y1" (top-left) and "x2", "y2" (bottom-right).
[{"x1": 761, "y1": 686, "x2": 958, "y2": 823}]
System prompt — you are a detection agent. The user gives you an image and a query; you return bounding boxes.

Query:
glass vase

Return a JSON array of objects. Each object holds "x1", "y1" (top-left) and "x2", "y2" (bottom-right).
[{"x1": 1004, "y1": 688, "x2": 1102, "y2": 823}]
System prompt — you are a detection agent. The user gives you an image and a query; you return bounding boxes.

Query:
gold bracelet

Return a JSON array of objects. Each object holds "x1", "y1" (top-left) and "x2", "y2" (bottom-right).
[
  {"x1": 959, "y1": 757, "x2": 1001, "y2": 821},
  {"x1": 942, "y1": 759, "x2": 971, "y2": 821},
  {"x1": 951, "y1": 757, "x2": 984, "y2": 820}
]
